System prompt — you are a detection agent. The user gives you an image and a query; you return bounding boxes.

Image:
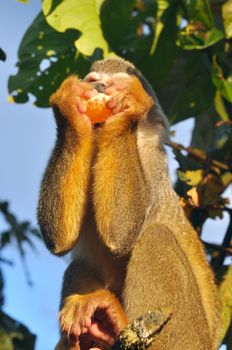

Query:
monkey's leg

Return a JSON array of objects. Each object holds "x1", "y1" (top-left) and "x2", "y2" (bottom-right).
[
  {"x1": 123, "y1": 223, "x2": 214, "y2": 350},
  {"x1": 56, "y1": 260, "x2": 128, "y2": 350},
  {"x1": 93, "y1": 77, "x2": 154, "y2": 255},
  {"x1": 37, "y1": 77, "x2": 95, "y2": 255}
]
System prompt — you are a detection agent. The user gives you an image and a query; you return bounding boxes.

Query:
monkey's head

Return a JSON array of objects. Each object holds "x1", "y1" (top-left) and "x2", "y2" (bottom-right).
[{"x1": 85, "y1": 57, "x2": 169, "y2": 131}]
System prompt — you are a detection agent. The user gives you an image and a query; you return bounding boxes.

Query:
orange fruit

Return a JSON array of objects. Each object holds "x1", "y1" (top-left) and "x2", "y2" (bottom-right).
[{"x1": 86, "y1": 94, "x2": 112, "y2": 124}]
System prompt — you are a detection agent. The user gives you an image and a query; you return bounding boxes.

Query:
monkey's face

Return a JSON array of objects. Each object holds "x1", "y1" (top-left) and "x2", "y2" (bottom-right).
[{"x1": 84, "y1": 71, "x2": 131, "y2": 94}]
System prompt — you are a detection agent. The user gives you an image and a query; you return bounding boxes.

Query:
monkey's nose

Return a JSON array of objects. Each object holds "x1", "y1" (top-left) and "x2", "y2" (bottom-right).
[{"x1": 93, "y1": 82, "x2": 107, "y2": 93}]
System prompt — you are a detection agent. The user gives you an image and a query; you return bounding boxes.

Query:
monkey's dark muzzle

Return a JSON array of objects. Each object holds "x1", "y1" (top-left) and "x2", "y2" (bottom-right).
[{"x1": 92, "y1": 82, "x2": 107, "y2": 93}]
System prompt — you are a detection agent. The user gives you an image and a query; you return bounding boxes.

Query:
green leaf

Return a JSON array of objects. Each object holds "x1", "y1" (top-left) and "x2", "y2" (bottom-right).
[
  {"x1": 222, "y1": 0, "x2": 232, "y2": 39},
  {"x1": 190, "y1": 112, "x2": 216, "y2": 152},
  {"x1": 101, "y1": 0, "x2": 155, "y2": 64},
  {"x1": 0, "y1": 328, "x2": 13, "y2": 350},
  {"x1": 17, "y1": 0, "x2": 29, "y2": 3},
  {"x1": 138, "y1": 3, "x2": 179, "y2": 89},
  {"x1": 42, "y1": 0, "x2": 110, "y2": 57},
  {"x1": 0, "y1": 311, "x2": 36, "y2": 350},
  {"x1": 177, "y1": 0, "x2": 224, "y2": 50},
  {"x1": 150, "y1": 0, "x2": 169, "y2": 54},
  {"x1": 181, "y1": 0, "x2": 214, "y2": 28},
  {"x1": 211, "y1": 56, "x2": 232, "y2": 103},
  {"x1": 177, "y1": 25, "x2": 224, "y2": 50},
  {"x1": 167, "y1": 53, "x2": 214, "y2": 124},
  {"x1": 178, "y1": 169, "x2": 203, "y2": 186},
  {"x1": 0, "y1": 48, "x2": 6, "y2": 61},
  {"x1": 214, "y1": 90, "x2": 230, "y2": 121},
  {"x1": 101, "y1": 0, "x2": 136, "y2": 51},
  {"x1": 8, "y1": 12, "x2": 90, "y2": 107}
]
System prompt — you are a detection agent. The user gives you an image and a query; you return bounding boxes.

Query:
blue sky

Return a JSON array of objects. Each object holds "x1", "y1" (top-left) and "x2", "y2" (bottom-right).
[
  {"x1": 0, "y1": 2, "x2": 67, "y2": 349},
  {"x1": 0, "y1": 1, "x2": 229, "y2": 350}
]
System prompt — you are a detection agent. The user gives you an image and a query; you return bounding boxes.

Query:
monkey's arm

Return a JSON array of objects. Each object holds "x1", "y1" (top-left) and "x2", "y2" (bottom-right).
[
  {"x1": 37, "y1": 77, "x2": 94, "y2": 255},
  {"x1": 93, "y1": 77, "x2": 154, "y2": 255}
]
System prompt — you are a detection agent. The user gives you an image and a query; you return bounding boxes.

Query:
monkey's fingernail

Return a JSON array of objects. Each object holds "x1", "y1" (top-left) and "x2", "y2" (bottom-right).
[
  {"x1": 107, "y1": 100, "x2": 116, "y2": 109},
  {"x1": 77, "y1": 101, "x2": 87, "y2": 113},
  {"x1": 85, "y1": 317, "x2": 91, "y2": 328}
]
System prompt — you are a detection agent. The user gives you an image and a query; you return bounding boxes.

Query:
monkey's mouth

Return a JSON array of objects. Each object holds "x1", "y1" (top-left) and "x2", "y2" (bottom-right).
[{"x1": 93, "y1": 122, "x2": 105, "y2": 129}]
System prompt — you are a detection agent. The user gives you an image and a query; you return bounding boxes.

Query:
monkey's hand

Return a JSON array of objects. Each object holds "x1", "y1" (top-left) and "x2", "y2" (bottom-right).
[
  {"x1": 101, "y1": 76, "x2": 154, "y2": 135},
  {"x1": 50, "y1": 76, "x2": 98, "y2": 135},
  {"x1": 59, "y1": 290, "x2": 128, "y2": 350}
]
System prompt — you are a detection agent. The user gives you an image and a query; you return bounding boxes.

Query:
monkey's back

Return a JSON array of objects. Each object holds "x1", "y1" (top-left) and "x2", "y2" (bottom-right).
[{"x1": 122, "y1": 219, "x2": 219, "y2": 349}]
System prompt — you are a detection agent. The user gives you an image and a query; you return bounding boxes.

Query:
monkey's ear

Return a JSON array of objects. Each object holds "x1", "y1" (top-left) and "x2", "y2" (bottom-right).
[{"x1": 126, "y1": 67, "x2": 141, "y2": 79}]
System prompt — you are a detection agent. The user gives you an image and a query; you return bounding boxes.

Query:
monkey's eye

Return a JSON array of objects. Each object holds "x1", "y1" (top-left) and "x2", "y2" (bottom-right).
[{"x1": 85, "y1": 76, "x2": 96, "y2": 83}]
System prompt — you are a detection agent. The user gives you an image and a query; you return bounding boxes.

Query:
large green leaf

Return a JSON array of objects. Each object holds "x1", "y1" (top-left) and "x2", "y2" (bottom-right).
[
  {"x1": 137, "y1": 3, "x2": 180, "y2": 90},
  {"x1": 8, "y1": 12, "x2": 90, "y2": 107},
  {"x1": 222, "y1": 0, "x2": 232, "y2": 39},
  {"x1": 101, "y1": 0, "x2": 136, "y2": 49},
  {"x1": 156, "y1": 51, "x2": 215, "y2": 123},
  {"x1": 190, "y1": 111, "x2": 216, "y2": 152},
  {"x1": 42, "y1": 0, "x2": 110, "y2": 57},
  {"x1": 214, "y1": 90, "x2": 230, "y2": 122},
  {"x1": 211, "y1": 56, "x2": 232, "y2": 103},
  {"x1": 150, "y1": 0, "x2": 169, "y2": 54},
  {"x1": 101, "y1": 0, "x2": 154, "y2": 64}
]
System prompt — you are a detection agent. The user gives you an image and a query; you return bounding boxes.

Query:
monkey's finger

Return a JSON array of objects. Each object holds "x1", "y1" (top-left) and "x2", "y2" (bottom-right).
[
  {"x1": 107, "y1": 93, "x2": 124, "y2": 110},
  {"x1": 105, "y1": 81, "x2": 129, "y2": 96},
  {"x1": 69, "y1": 320, "x2": 82, "y2": 337},
  {"x1": 105, "y1": 86, "x2": 118, "y2": 96},
  {"x1": 88, "y1": 321, "x2": 115, "y2": 345},
  {"x1": 80, "y1": 326, "x2": 88, "y2": 334},
  {"x1": 107, "y1": 98, "x2": 117, "y2": 109},
  {"x1": 114, "y1": 83, "x2": 128, "y2": 91},
  {"x1": 77, "y1": 99, "x2": 87, "y2": 114},
  {"x1": 112, "y1": 103, "x2": 124, "y2": 114}
]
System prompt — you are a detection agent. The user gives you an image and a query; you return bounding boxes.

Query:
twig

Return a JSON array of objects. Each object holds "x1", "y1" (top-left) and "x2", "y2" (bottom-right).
[
  {"x1": 166, "y1": 140, "x2": 229, "y2": 171},
  {"x1": 112, "y1": 306, "x2": 172, "y2": 350},
  {"x1": 203, "y1": 241, "x2": 232, "y2": 255}
]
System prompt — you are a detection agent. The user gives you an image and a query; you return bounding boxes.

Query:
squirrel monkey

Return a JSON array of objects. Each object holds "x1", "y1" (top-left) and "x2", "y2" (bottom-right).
[{"x1": 38, "y1": 58, "x2": 220, "y2": 350}]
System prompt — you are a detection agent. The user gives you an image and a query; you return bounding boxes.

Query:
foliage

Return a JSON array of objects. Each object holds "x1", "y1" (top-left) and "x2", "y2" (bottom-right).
[
  {"x1": 0, "y1": 201, "x2": 40, "y2": 349},
  {"x1": 6, "y1": 0, "x2": 232, "y2": 347},
  {"x1": 0, "y1": 48, "x2": 6, "y2": 62},
  {"x1": 0, "y1": 311, "x2": 36, "y2": 350},
  {"x1": 0, "y1": 201, "x2": 41, "y2": 285}
]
